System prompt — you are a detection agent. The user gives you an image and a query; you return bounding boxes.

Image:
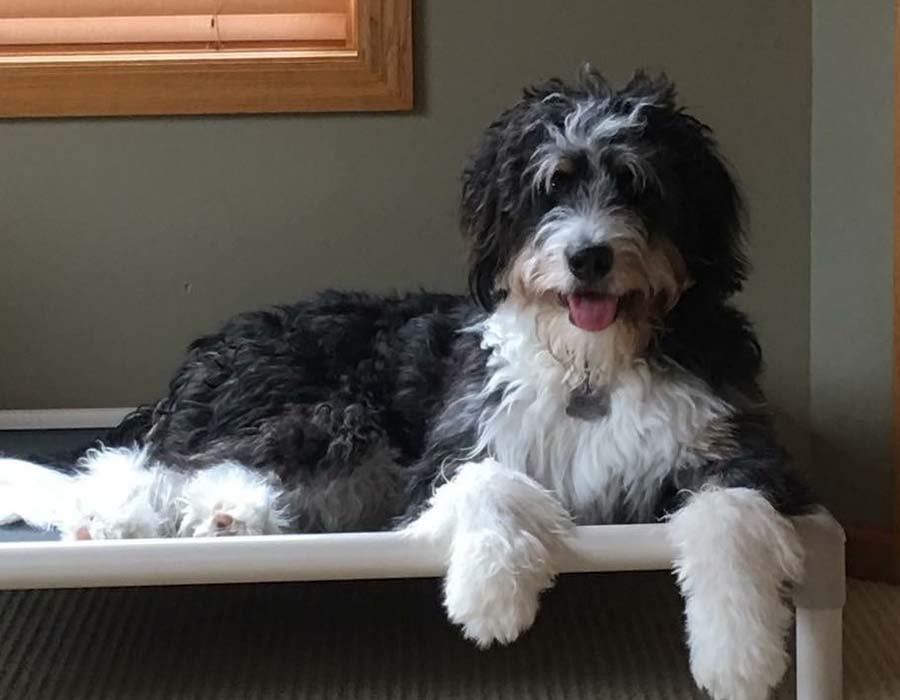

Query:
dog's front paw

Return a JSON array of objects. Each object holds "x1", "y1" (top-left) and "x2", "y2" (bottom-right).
[
  {"x1": 443, "y1": 528, "x2": 554, "y2": 648},
  {"x1": 669, "y1": 487, "x2": 802, "y2": 700},
  {"x1": 688, "y1": 627, "x2": 787, "y2": 700},
  {"x1": 685, "y1": 588, "x2": 791, "y2": 700}
]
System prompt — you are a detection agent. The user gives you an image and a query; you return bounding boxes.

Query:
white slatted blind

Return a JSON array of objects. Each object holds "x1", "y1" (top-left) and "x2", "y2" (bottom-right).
[{"x1": 0, "y1": 1, "x2": 353, "y2": 54}]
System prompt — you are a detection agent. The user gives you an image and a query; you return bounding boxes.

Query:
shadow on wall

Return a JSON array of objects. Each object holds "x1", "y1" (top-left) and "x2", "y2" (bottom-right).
[{"x1": 810, "y1": 428, "x2": 892, "y2": 528}]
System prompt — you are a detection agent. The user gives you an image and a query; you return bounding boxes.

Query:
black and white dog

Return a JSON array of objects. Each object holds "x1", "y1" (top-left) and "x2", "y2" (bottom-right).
[{"x1": 1, "y1": 67, "x2": 811, "y2": 700}]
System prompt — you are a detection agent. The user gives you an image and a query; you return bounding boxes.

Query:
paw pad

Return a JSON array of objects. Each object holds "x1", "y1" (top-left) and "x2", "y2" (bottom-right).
[{"x1": 213, "y1": 512, "x2": 234, "y2": 529}]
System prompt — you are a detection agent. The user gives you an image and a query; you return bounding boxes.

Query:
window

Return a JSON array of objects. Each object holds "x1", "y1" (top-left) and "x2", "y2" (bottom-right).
[{"x1": 0, "y1": 0, "x2": 411, "y2": 117}]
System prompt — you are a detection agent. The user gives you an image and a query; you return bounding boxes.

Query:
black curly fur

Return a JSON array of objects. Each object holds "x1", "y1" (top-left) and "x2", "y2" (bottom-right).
[{"x1": 146, "y1": 292, "x2": 471, "y2": 467}]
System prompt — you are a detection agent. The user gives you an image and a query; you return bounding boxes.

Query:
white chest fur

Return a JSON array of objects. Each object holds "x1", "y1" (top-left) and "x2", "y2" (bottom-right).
[{"x1": 474, "y1": 304, "x2": 733, "y2": 523}]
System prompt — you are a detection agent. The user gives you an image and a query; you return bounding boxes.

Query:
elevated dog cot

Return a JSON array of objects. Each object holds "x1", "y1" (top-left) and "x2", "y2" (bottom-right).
[{"x1": 0, "y1": 510, "x2": 846, "y2": 700}]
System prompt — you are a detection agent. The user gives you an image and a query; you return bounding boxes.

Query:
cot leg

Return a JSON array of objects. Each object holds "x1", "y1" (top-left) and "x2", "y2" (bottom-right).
[
  {"x1": 792, "y1": 509, "x2": 846, "y2": 700},
  {"x1": 795, "y1": 606, "x2": 843, "y2": 700}
]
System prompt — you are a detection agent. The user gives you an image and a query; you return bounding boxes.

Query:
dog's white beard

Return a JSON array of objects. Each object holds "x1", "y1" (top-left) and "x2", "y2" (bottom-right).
[
  {"x1": 480, "y1": 299, "x2": 644, "y2": 391},
  {"x1": 534, "y1": 304, "x2": 646, "y2": 385}
]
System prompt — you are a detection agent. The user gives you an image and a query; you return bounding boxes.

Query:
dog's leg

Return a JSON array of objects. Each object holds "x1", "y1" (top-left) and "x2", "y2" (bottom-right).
[
  {"x1": 404, "y1": 458, "x2": 572, "y2": 647},
  {"x1": 667, "y1": 486, "x2": 804, "y2": 700},
  {"x1": 0, "y1": 458, "x2": 74, "y2": 529},
  {"x1": 177, "y1": 462, "x2": 289, "y2": 537}
]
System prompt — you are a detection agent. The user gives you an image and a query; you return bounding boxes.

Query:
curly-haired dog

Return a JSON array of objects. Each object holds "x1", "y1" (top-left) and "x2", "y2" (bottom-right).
[{"x1": 2, "y1": 67, "x2": 811, "y2": 700}]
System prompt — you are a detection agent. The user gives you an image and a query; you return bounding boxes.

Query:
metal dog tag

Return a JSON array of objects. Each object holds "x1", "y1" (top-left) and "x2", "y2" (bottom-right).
[{"x1": 565, "y1": 381, "x2": 610, "y2": 421}]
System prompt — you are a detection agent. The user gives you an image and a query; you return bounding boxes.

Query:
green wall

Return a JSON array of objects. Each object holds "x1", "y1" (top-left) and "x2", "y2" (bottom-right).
[
  {"x1": 1, "y1": 3, "x2": 815, "y2": 491},
  {"x1": 811, "y1": 0, "x2": 896, "y2": 525}
]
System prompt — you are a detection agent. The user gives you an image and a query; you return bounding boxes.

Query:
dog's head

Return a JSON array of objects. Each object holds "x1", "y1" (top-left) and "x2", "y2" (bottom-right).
[{"x1": 462, "y1": 66, "x2": 746, "y2": 371}]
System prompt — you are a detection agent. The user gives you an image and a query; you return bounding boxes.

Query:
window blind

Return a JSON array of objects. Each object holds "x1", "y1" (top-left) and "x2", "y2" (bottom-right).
[{"x1": 0, "y1": 1, "x2": 353, "y2": 54}]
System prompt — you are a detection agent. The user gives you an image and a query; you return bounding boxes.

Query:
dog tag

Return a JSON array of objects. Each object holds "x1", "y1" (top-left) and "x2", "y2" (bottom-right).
[{"x1": 565, "y1": 381, "x2": 610, "y2": 421}]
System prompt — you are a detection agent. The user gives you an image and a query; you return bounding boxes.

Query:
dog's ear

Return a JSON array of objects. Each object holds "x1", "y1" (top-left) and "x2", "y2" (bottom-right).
[
  {"x1": 667, "y1": 114, "x2": 747, "y2": 297},
  {"x1": 617, "y1": 71, "x2": 747, "y2": 298},
  {"x1": 461, "y1": 109, "x2": 513, "y2": 311},
  {"x1": 461, "y1": 89, "x2": 556, "y2": 310}
]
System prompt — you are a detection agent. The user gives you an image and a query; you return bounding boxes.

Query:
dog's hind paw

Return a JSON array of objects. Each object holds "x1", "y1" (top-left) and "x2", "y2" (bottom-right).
[
  {"x1": 177, "y1": 462, "x2": 289, "y2": 537},
  {"x1": 60, "y1": 507, "x2": 163, "y2": 540},
  {"x1": 58, "y1": 447, "x2": 170, "y2": 540}
]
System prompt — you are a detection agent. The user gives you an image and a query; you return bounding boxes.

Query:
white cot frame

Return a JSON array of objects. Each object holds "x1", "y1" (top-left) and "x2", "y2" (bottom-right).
[{"x1": 0, "y1": 510, "x2": 845, "y2": 700}]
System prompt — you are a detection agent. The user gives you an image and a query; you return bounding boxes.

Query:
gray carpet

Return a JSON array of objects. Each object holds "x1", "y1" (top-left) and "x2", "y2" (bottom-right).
[
  {"x1": 0, "y1": 572, "x2": 765, "y2": 700},
  {"x1": 0, "y1": 570, "x2": 898, "y2": 698},
  {"x1": 843, "y1": 579, "x2": 900, "y2": 700}
]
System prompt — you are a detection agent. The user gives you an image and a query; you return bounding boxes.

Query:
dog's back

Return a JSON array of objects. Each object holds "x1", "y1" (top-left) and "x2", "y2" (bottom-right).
[{"x1": 137, "y1": 291, "x2": 474, "y2": 488}]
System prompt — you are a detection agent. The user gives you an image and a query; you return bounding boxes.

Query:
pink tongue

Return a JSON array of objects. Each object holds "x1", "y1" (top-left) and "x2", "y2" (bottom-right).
[{"x1": 567, "y1": 294, "x2": 618, "y2": 331}]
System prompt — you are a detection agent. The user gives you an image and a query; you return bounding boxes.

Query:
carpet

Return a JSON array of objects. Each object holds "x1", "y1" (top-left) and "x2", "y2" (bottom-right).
[{"x1": 1, "y1": 572, "x2": 896, "y2": 700}]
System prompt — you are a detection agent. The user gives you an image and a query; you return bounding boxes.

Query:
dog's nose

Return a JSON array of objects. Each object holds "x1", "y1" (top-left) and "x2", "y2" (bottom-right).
[{"x1": 567, "y1": 244, "x2": 613, "y2": 283}]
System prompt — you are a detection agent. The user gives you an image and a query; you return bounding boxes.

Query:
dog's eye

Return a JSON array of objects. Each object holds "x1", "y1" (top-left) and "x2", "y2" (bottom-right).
[
  {"x1": 545, "y1": 159, "x2": 577, "y2": 200},
  {"x1": 548, "y1": 171, "x2": 571, "y2": 196}
]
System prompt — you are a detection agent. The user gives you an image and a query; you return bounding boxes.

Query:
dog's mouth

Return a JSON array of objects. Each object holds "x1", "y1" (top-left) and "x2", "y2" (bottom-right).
[{"x1": 560, "y1": 291, "x2": 619, "y2": 332}]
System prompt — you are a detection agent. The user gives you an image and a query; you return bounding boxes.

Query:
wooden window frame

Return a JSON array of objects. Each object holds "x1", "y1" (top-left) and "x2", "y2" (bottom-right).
[{"x1": 0, "y1": 0, "x2": 412, "y2": 118}]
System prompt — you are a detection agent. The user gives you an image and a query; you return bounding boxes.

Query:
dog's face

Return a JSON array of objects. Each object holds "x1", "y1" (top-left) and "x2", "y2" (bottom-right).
[{"x1": 462, "y1": 68, "x2": 746, "y2": 370}]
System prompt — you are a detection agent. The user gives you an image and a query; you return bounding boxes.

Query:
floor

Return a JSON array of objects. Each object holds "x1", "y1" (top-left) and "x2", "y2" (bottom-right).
[{"x1": 0, "y1": 573, "x2": 896, "y2": 699}]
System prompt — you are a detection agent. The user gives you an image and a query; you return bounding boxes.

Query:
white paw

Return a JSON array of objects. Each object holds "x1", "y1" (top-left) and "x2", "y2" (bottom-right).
[
  {"x1": 62, "y1": 520, "x2": 145, "y2": 541},
  {"x1": 60, "y1": 480, "x2": 166, "y2": 540},
  {"x1": 177, "y1": 462, "x2": 289, "y2": 537},
  {"x1": 669, "y1": 487, "x2": 803, "y2": 700},
  {"x1": 180, "y1": 507, "x2": 257, "y2": 537},
  {"x1": 686, "y1": 599, "x2": 789, "y2": 700},
  {"x1": 59, "y1": 448, "x2": 168, "y2": 540},
  {"x1": 443, "y1": 528, "x2": 554, "y2": 648},
  {"x1": 60, "y1": 501, "x2": 163, "y2": 541}
]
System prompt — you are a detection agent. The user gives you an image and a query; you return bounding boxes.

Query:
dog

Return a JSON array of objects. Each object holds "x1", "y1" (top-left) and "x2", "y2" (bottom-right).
[{"x1": 1, "y1": 67, "x2": 812, "y2": 700}]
